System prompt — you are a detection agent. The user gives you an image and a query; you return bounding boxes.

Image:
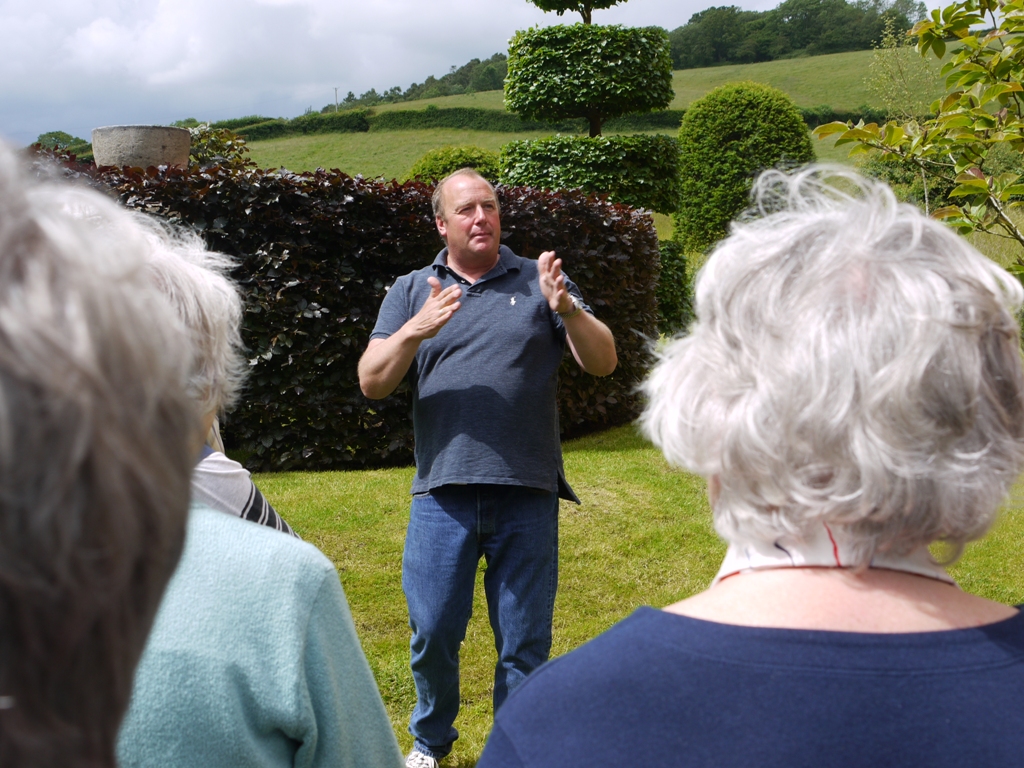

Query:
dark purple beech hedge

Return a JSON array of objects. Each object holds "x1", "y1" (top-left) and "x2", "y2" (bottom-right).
[{"x1": 36, "y1": 149, "x2": 659, "y2": 471}]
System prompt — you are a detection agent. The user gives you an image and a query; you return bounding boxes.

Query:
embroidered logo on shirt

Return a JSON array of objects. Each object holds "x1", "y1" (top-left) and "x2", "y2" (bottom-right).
[{"x1": 510, "y1": 297, "x2": 516, "y2": 306}]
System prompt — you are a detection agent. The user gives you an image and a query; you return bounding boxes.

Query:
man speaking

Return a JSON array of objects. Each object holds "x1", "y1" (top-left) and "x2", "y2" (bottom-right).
[{"x1": 359, "y1": 169, "x2": 617, "y2": 768}]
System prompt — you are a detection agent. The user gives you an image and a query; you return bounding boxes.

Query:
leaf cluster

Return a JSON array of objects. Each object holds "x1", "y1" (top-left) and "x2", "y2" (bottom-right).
[
  {"x1": 187, "y1": 124, "x2": 253, "y2": 170},
  {"x1": 814, "y1": 0, "x2": 1024, "y2": 251},
  {"x1": 526, "y1": 0, "x2": 625, "y2": 24},
  {"x1": 500, "y1": 134, "x2": 681, "y2": 214},
  {"x1": 505, "y1": 24, "x2": 673, "y2": 134},
  {"x1": 34, "y1": 147, "x2": 658, "y2": 471},
  {"x1": 673, "y1": 81, "x2": 815, "y2": 254},
  {"x1": 407, "y1": 145, "x2": 500, "y2": 182},
  {"x1": 654, "y1": 239, "x2": 694, "y2": 336}
]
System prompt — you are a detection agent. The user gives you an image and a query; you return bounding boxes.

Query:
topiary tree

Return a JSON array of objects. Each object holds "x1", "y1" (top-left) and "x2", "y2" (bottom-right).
[
  {"x1": 673, "y1": 81, "x2": 815, "y2": 253},
  {"x1": 506, "y1": 24, "x2": 672, "y2": 138},
  {"x1": 502, "y1": 0, "x2": 675, "y2": 213},
  {"x1": 526, "y1": 0, "x2": 624, "y2": 24},
  {"x1": 501, "y1": 134, "x2": 680, "y2": 213},
  {"x1": 407, "y1": 145, "x2": 500, "y2": 182}
]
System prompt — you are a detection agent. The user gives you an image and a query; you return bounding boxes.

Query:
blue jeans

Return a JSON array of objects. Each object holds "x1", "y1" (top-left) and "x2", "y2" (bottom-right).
[{"x1": 402, "y1": 484, "x2": 559, "y2": 759}]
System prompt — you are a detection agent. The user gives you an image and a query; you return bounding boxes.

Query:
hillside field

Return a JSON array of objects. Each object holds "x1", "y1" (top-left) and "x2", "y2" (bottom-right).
[
  {"x1": 247, "y1": 48, "x2": 940, "y2": 179},
  {"x1": 243, "y1": 48, "x2": 943, "y2": 239}
]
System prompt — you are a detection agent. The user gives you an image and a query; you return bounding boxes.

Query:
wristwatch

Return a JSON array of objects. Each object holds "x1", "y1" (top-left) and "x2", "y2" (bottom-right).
[{"x1": 558, "y1": 295, "x2": 584, "y2": 319}]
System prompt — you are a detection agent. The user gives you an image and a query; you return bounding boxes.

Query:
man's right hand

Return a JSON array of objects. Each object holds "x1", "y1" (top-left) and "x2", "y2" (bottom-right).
[
  {"x1": 408, "y1": 276, "x2": 461, "y2": 341},
  {"x1": 358, "y1": 276, "x2": 461, "y2": 399}
]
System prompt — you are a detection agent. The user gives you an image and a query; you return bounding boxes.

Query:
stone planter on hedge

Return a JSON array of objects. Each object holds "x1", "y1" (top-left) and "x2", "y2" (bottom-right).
[{"x1": 91, "y1": 125, "x2": 190, "y2": 168}]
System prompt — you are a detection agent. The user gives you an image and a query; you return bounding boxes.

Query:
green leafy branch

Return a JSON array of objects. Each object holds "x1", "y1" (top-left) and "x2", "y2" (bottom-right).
[{"x1": 814, "y1": 0, "x2": 1024, "y2": 259}]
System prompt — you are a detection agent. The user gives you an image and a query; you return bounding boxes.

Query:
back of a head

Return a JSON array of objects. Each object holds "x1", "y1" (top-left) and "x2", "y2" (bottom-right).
[
  {"x1": 0, "y1": 144, "x2": 198, "y2": 767},
  {"x1": 642, "y1": 166, "x2": 1024, "y2": 565},
  {"x1": 140, "y1": 224, "x2": 246, "y2": 419}
]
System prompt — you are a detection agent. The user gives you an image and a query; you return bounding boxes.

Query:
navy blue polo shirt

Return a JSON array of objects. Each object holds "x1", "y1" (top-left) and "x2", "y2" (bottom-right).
[{"x1": 370, "y1": 245, "x2": 588, "y2": 501}]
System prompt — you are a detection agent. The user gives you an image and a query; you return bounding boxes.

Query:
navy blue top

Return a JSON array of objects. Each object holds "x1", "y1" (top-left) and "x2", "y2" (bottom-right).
[
  {"x1": 370, "y1": 246, "x2": 589, "y2": 500},
  {"x1": 478, "y1": 605, "x2": 1024, "y2": 768}
]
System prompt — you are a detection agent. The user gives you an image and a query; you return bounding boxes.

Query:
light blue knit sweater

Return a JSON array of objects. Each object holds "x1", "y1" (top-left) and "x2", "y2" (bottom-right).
[{"x1": 117, "y1": 504, "x2": 403, "y2": 768}]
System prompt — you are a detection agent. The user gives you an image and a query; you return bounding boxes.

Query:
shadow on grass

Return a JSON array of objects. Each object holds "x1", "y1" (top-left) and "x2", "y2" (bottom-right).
[{"x1": 562, "y1": 423, "x2": 649, "y2": 453}]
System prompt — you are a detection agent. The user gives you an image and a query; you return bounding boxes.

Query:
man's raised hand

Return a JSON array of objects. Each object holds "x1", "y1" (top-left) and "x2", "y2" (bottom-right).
[
  {"x1": 538, "y1": 251, "x2": 573, "y2": 315},
  {"x1": 409, "y1": 276, "x2": 461, "y2": 340}
]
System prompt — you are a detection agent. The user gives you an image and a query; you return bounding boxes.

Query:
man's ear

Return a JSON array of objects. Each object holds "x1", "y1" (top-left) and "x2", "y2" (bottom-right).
[{"x1": 435, "y1": 216, "x2": 447, "y2": 238}]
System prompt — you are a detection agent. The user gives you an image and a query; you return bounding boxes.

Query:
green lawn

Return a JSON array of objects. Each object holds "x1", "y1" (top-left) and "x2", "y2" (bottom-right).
[
  {"x1": 668, "y1": 49, "x2": 943, "y2": 111},
  {"x1": 246, "y1": 127, "x2": 564, "y2": 183},
  {"x1": 254, "y1": 424, "x2": 1024, "y2": 766}
]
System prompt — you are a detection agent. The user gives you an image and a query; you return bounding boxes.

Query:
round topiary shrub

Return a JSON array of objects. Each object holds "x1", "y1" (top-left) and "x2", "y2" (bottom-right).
[
  {"x1": 506, "y1": 24, "x2": 672, "y2": 137},
  {"x1": 673, "y1": 81, "x2": 814, "y2": 254},
  {"x1": 407, "y1": 145, "x2": 500, "y2": 182}
]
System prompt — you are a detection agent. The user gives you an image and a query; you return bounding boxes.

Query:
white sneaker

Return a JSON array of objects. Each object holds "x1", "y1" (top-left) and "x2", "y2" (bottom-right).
[{"x1": 405, "y1": 750, "x2": 440, "y2": 768}]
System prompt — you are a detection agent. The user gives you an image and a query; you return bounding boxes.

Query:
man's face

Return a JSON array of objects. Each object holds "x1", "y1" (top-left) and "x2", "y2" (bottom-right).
[{"x1": 436, "y1": 175, "x2": 501, "y2": 263}]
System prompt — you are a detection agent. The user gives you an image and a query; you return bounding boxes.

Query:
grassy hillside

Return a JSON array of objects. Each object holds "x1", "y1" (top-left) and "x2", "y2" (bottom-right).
[
  {"x1": 247, "y1": 127, "x2": 558, "y2": 181},
  {"x1": 247, "y1": 48, "x2": 932, "y2": 180},
  {"x1": 244, "y1": 48, "x2": 936, "y2": 239},
  {"x1": 670, "y1": 49, "x2": 942, "y2": 111},
  {"x1": 363, "y1": 49, "x2": 943, "y2": 114}
]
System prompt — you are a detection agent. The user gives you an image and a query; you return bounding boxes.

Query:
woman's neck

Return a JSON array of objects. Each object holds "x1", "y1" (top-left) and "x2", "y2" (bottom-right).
[{"x1": 665, "y1": 567, "x2": 1017, "y2": 633}]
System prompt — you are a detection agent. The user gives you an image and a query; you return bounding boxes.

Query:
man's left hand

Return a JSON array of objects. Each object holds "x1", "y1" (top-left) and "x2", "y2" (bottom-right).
[{"x1": 538, "y1": 251, "x2": 575, "y2": 315}]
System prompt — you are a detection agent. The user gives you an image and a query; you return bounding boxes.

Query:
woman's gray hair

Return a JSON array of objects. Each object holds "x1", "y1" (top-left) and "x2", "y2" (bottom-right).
[
  {"x1": 0, "y1": 142, "x2": 198, "y2": 766},
  {"x1": 642, "y1": 166, "x2": 1024, "y2": 565},
  {"x1": 140, "y1": 222, "x2": 246, "y2": 418}
]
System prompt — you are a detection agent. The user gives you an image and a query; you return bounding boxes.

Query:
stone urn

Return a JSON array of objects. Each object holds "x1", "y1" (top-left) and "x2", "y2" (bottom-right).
[{"x1": 91, "y1": 125, "x2": 190, "y2": 168}]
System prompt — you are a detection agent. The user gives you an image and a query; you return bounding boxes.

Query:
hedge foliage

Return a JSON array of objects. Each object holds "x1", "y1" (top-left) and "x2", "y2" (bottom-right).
[
  {"x1": 673, "y1": 81, "x2": 815, "y2": 254},
  {"x1": 506, "y1": 24, "x2": 673, "y2": 136},
  {"x1": 39, "y1": 150, "x2": 658, "y2": 472},
  {"x1": 655, "y1": 239, "x2": 693, "y2": 336},
  {"x1": 407, "y1": 145, "x2": 500, "y2": 182},
  {"x1": 209, "y1": 105, "x2": 885, "y2": 144},
  {"x1": 501, "y1": 134, "x2": 681, "y2": 213},
  {"x1": 526, "y1": 0, "x2": 625, "y2": 24},
  {"x1": 367, "y1": 107, "x2": 575, "y2": 132}
]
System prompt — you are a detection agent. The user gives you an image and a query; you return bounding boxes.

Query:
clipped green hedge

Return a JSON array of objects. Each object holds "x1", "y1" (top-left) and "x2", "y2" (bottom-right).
[
  {"x1": 501, "y1": 134, "x2": 681, "y2": 214},
  {"x1": 211, "y1": 115, "x2": 275, "y2": 131},
  {"x1": 407, "y1": 145, "x2": 500, "y2": 182},
  {"x1": 44, "y1": 151, "x2": 658, "y2": 471},
  {"x1": 799, "y1": 104, "x2": 888, "y2": 128},
  {"x1": 233, "y1": 119, "x2": 292, "y2": 141},
  {"x1": 506, "y1": 24, "x2": 673, "y2": 135},
  {"x1": 290, "y1": 110, "x2": 371, "y2": 134},
  {"x1": 673, "y1": 82, "x2": 815, "y2": 254},
  {"x1": 655, "y1": 240, "x2": 693, "y2": 337},
  {"x1": 368, "y1": 107, "x2": 578, "y2": 133}
]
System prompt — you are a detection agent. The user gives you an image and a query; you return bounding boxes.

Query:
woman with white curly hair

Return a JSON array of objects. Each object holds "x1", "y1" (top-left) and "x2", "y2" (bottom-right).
[
  {"x1": 477, "y1": 167, "x2": 1024, "y2": 768},
  {"x1": 139, "y1": 224, "x2": 296, "y2": 536}
]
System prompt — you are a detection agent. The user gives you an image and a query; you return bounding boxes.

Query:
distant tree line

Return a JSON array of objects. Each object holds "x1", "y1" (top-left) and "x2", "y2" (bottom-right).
[
  {"x1": 668, "y1": 0, "x2": 927, "y2": 69},
  {"x1": 322, "y1": 53, "x2": 508, "y2": 112}
]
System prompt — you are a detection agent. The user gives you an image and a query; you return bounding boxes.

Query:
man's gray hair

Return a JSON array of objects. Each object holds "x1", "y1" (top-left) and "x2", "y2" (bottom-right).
[
  {"x1": 641, "y1": 166, "x2": 1024, "y2": 566},
  {"x1": 431, "y1": 167, "x2": 499, "y2": 221},
  {"x1": 142, "y1": 223, "x2": 246, "y2": 418},
  {"x1": 0, "y1": 142, "x2": 197, "y2": 765}
]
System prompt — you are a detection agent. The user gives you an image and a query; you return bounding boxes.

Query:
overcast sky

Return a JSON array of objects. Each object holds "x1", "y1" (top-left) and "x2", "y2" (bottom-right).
[{"x1": 1, "y1": 0, "x2": 941, "y2": 146}]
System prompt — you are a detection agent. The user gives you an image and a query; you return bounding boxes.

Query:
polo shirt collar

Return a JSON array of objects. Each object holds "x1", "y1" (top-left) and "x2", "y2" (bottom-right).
[{"x1": 432, "y1": 245, "x2": 520, "y2": 283}]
